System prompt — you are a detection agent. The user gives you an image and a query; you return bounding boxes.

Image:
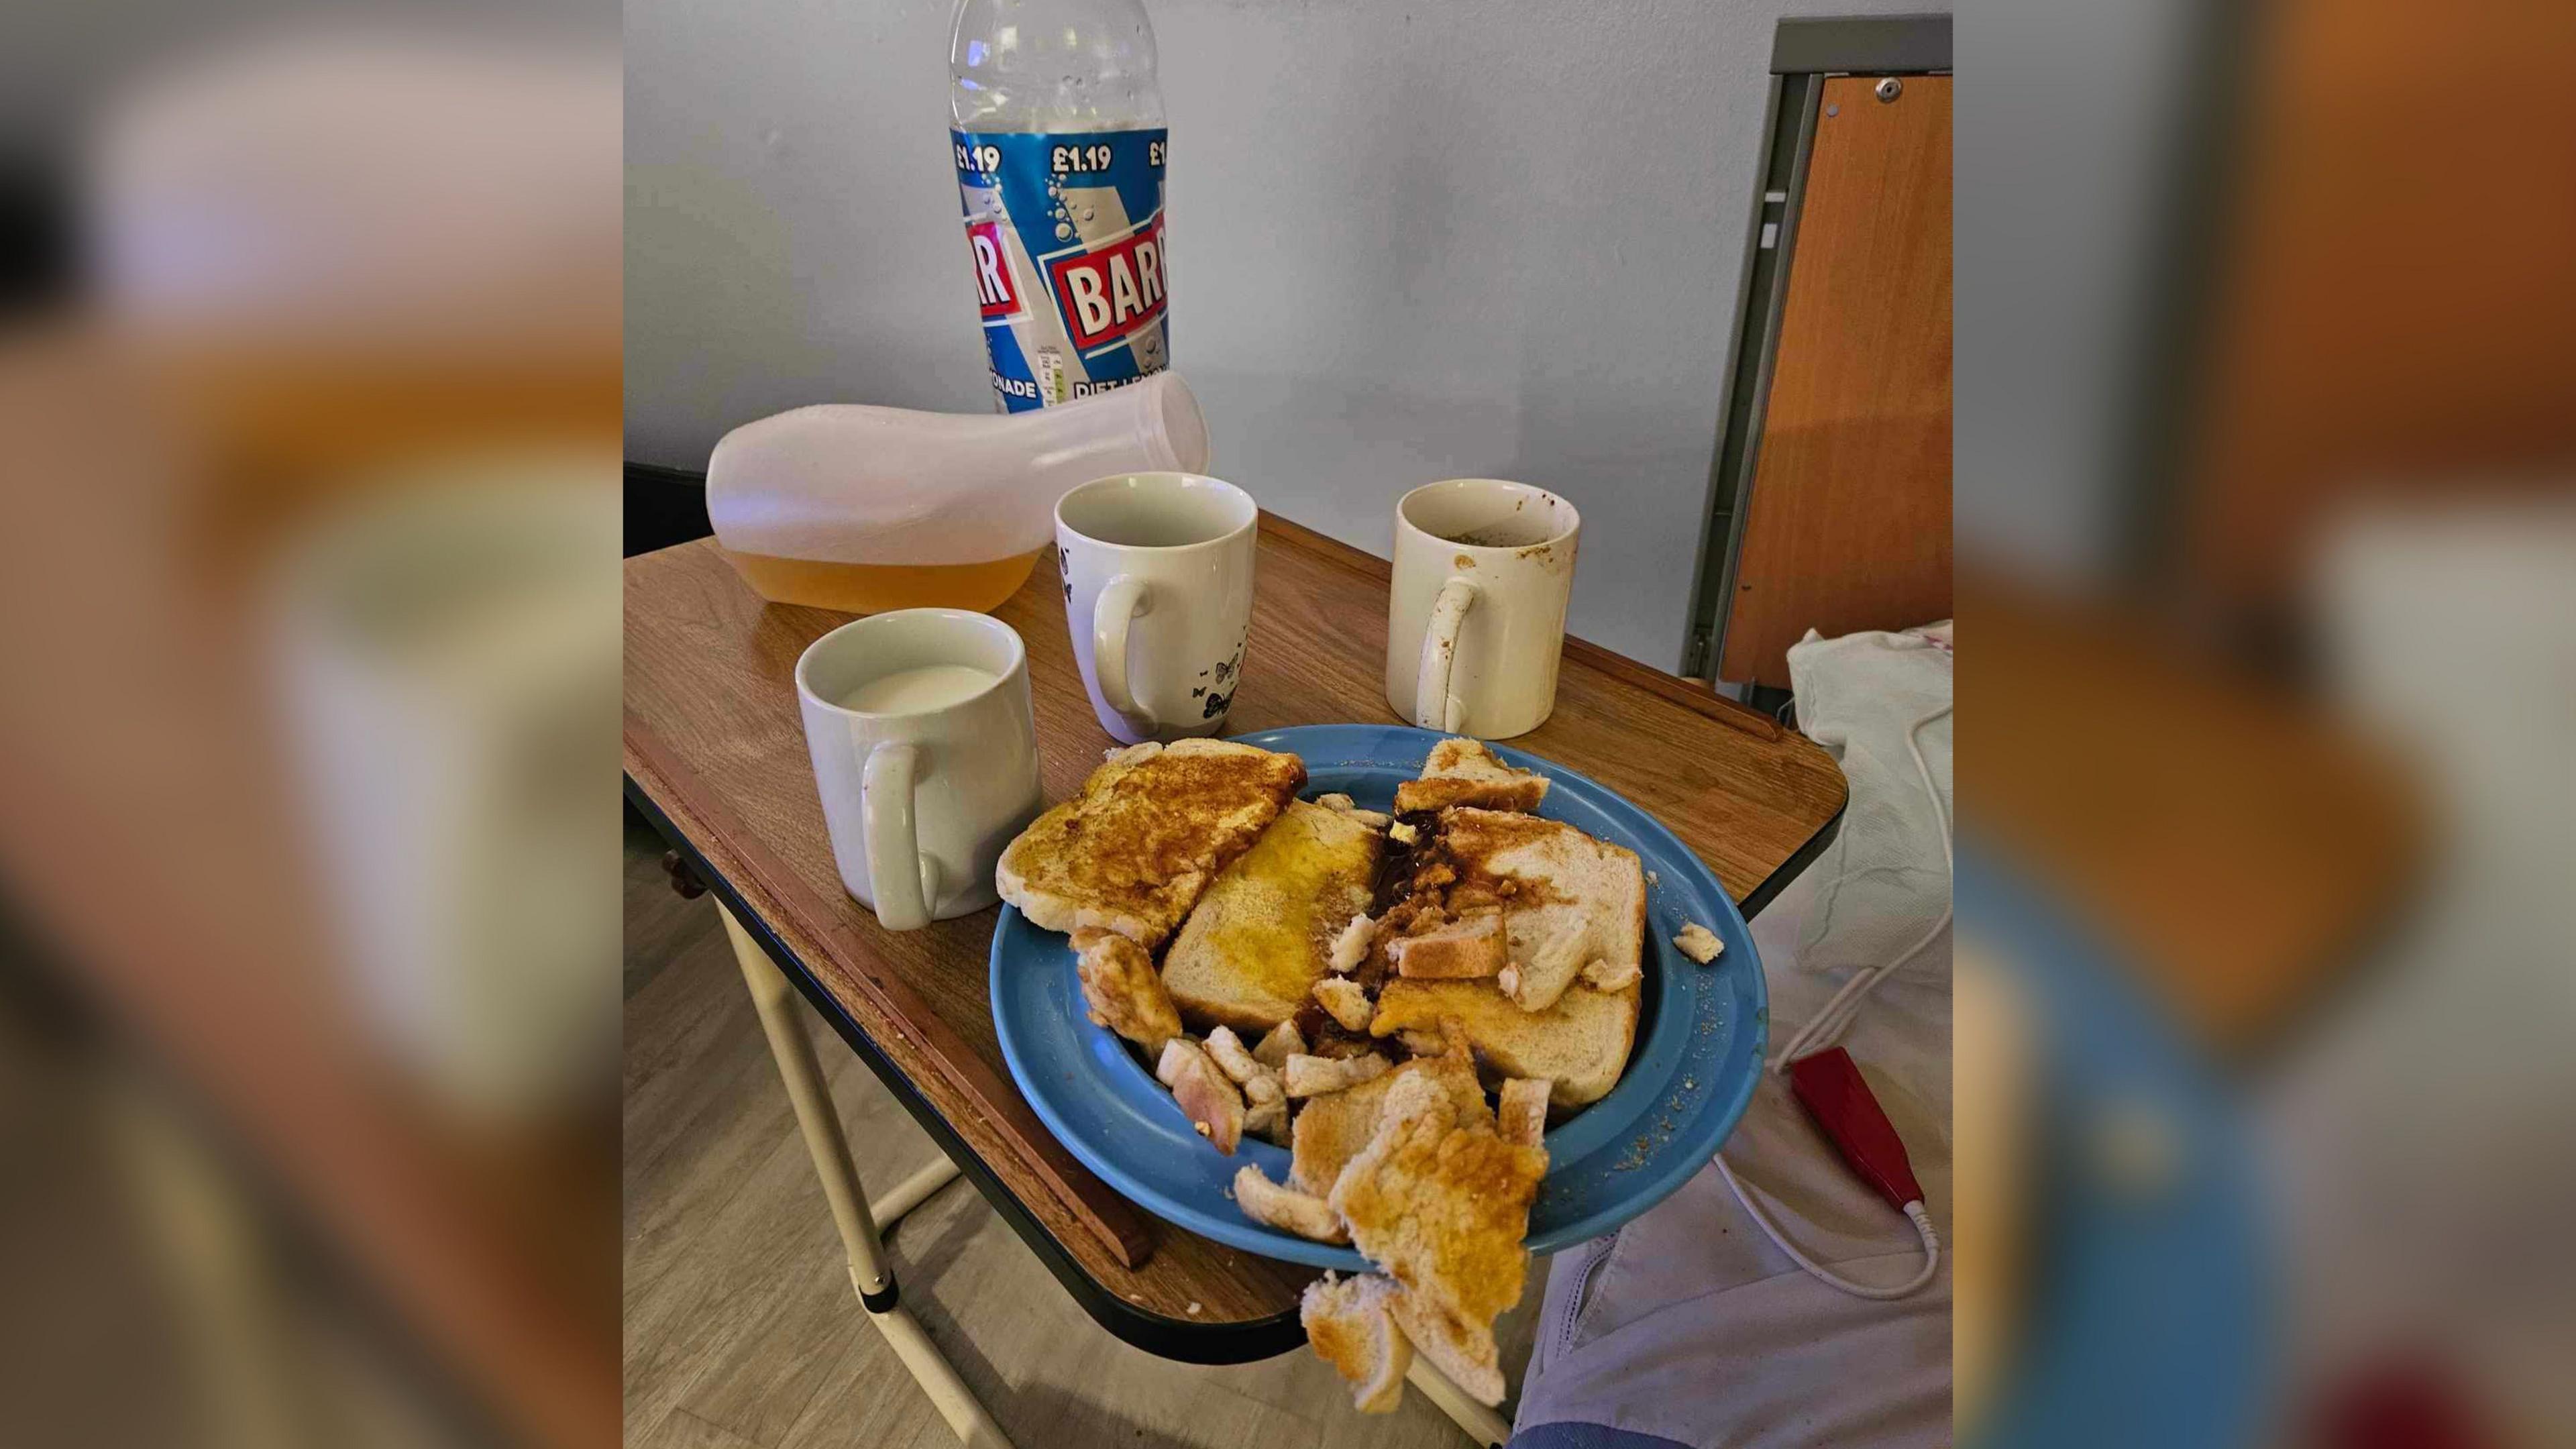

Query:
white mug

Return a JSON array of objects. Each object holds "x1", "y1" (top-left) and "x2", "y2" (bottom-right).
[
  {"x1": 794, "y1": 610, "x2": 1042, "y2": 931},
  {"x1": 1055, "y1": 472, "x2": 1258, "y2": 744},
  {"x1": 1385, "y1": 479, "x2": 1581, "y2": 739}
]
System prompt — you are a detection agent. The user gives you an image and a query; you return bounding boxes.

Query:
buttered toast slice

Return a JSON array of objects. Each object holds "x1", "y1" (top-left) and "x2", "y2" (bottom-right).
[
  {"x1": 1368, "y1": 977, "x2": 1639, "y2": 1110},
  {"x1": 1161, "y1": 800, "x2": 1381, "y2": 1034},
  {"x1": 996, "y1": 739, "x2": 1305, "y2": 948}
]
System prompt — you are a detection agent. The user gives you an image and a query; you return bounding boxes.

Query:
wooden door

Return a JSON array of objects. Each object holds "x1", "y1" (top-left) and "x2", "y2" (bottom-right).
[
  {"x1": 2178, "y1": 0, "x2": 2576, "y2": 624},
  {"x1": 1720, "y1": 74, "x2": 1952, "y2": 688}
]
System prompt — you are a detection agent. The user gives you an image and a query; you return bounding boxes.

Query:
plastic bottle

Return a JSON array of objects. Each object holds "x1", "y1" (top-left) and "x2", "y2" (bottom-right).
[
  {"x1": 705, "y1": 371, "x2": 1210, "y2": 613},
  {"x1": 949, "y1": 0, "x2": 1169, "y2": 413}
]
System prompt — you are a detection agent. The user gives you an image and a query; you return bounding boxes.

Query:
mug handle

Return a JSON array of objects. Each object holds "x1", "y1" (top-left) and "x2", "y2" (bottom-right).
[
  {"x1": 1415, "y1": 575, "x2": 1477, "y2": 733},
  {"x1": 860, "y1": 742, "x2": 941, "y2": 931},
  {"x1": 1093, "y1": 574, "x2": 1156, "y2": 733}
]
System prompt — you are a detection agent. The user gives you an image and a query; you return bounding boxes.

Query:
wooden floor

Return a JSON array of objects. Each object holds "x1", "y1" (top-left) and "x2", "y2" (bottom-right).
[{"x1": 623, "y1": 821, "x2": 1546, "y2": 1449}]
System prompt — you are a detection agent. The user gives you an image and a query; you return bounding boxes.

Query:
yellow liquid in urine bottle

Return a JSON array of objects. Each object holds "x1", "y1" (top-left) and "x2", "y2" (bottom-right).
[{"x1": 718, "y1": 547, "x2": 1044, "y2": 614}]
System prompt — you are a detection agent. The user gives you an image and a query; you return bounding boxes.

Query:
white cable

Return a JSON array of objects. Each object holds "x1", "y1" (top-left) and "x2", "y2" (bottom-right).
[
  {"x1": 1721, "y1": 696, "x2": 1952, "y2": 1299},
  {"x1": 1714, "y1": 1154, "x2": 1941, "y2": 1300},
  {"x1": 1765, "y1": 700, "x2": 1952, "y2": 1073}
]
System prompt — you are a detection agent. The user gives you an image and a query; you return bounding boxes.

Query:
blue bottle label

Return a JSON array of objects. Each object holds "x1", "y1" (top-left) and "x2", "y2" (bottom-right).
[{"x1": 953, "y1": 127, "x2": 1169, "y2": 412}]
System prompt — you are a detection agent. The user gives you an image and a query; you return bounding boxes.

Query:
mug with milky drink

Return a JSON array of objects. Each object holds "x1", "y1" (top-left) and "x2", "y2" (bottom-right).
[
  {"x1": 795, "y1": 609, "x2": 1042, "y2": 930},
  {"x1": 1385, "y1": 479, "x2": 1581, "y2": 739},
  {"x1": 1055, "y1": 472, "x2": 1258, "y2": 744}
]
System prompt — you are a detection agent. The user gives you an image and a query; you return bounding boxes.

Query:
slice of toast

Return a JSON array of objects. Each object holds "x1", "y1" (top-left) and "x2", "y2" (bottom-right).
[
  {"x1": 1301, "y1": 1273, "x2": 1413, "y2": 1413},
  {"x1": 1368, "y1": 978, "x2": 1639, "y2": 1110},
  {"x1": 1289, "y1": 1052, "x2": 1489, "y2": 1195},
  {"x1": 1159, "y1": 799, "x2": 1381, "y2": 1034},
  {"x1": 996, "y1": 739, "x2": 1305, "y2": 948},
  {"x1": 1327, "y1": 1072, "x2": 1546, "y2": 1407},
  {"x1": 1394, "y1": 737, "x2": 1550, "y2": 814},
  {"x1": 1440, "y1": 807, "x2": 1645, "y2": 1012}
]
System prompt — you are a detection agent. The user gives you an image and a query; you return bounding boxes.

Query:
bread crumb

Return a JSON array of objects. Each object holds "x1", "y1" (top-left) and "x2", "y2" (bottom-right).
[
  {"x1": 1674, "y1": 922, "x2": 1723, "y2": 964},
  {"x1": 1194, "y1": 1121, "x2": 1211, "y2": 1136},
  {"x1": 1313, "y1": 977, "x2": 1375, "y2": 1032},
  {"x1": 1327, "y1": 912, "x2": 1375, "y2": 973},
  {"x1": 1284, "y1": 1052, "x2": 1390, "y2": 1097},
  {"x1": 1645, "y1": 869, "x2": 1660, "y2": 887},
  {"x1": 1387, "y1": 819, "x2": 1419, "y2": 845},
  {"x1": 1316, "y1": 792, "x2": 1356, "y2": 811},
  {"x1": 1497, "y1": 963, "x2": 1520, "y2": 997},
  {"x1": 1187, "y1": 1301, "x2": 1202, "y2": 1315},
  {"x1": 1581, "y1": 957, "x2": 1641, "y2": 991}
]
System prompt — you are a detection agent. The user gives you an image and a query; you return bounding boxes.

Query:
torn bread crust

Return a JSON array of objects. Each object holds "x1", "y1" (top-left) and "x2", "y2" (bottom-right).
[
  {"x1": 1285, "y1": 1052, "x2": 1391, "y2": 1097},
  {"x1": 1246, "y1": 1113, "x2": 1286, "y2": 1145},
  {"x1": 1242, "y1": 1072, "x2": 1289, "y2": 1143},
  {"x1": 1155, "y1": 1038, "x2": 1246, "y2": 1155},
  {"x1": 1313, "y1": 977, "x2": 1375, "y2": 1032},
  {"x1": 1072, "y1": 928, "x2": 1183, "y2": 1053},
  {"x1": 1394, "y1": 737, "x2": 1551, "y2": 815},
  {"x1": 1497, "y1": 1077, "x2": 1550, "y2": 1148},
  {"x1": 1674, "y1": 922, "x2": 1724, "y2": 964},
  {"x1": 1234, "y1": 1165, "x2": 1348, "y2": 1243},
  {"x1": 1328, "y1": 913, "x2": 1376, "y2": 973},
  {"x1": 1387, "y1": 911, "x2": 1507, "y2": 979},
  {"x1": 1204, "y1": 1027, "x2": 1290, "y2": 1141},
  {"x1": 1580, "y1": 957, "x2": 1642, "y2": 992},
  {"x1": 1301, "y1": 1273, "x2": 1413, "y2": 1414},
  {"x1": 1201, "y1": 1025, "x2": 1268, "y2": 1085},
  {"x1": 1251, "y1": 1019, "x2": 1305, "y2": 1069}
]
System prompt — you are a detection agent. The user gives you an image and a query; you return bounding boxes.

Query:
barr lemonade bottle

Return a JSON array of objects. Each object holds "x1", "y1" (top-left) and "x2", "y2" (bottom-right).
[
  {"x1": 708, "y1": 0, "x2": 1185, "y2": 616},
  {"x1": 949, "y1": 0, "x2": 1169, "y2": 413}
]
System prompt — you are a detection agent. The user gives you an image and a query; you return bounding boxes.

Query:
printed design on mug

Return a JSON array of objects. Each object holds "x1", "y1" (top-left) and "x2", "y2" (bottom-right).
[
  {"x1": 1057, "y1": 543, "x2": 1073, "y2": 605},
  {"x1": 1195, "y1": 637, "x2": 1247, "y2": 720},
  {"x1": 953, "y1": 128, "x2": 1169, "y2": 413}
]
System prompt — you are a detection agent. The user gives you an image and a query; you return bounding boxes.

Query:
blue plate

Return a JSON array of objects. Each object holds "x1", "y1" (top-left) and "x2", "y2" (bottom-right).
[
  {"x1": 1957, "y1": 845, "x2": 2268, "y2": 1449},
  {"x1": 989, "y1": 723, "x2": 1768, "y2": 1269}
]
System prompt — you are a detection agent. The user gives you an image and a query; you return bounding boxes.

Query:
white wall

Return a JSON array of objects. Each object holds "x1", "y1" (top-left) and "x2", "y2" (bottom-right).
[{"x1": 627, "y1": 0, "x2": 1929, "y2": 669}]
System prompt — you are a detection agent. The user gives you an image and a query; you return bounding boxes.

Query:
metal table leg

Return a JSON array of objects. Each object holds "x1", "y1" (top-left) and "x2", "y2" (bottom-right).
[{"x1": 720, "y1": 903, "x2": 1012, "y2": 1449}]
